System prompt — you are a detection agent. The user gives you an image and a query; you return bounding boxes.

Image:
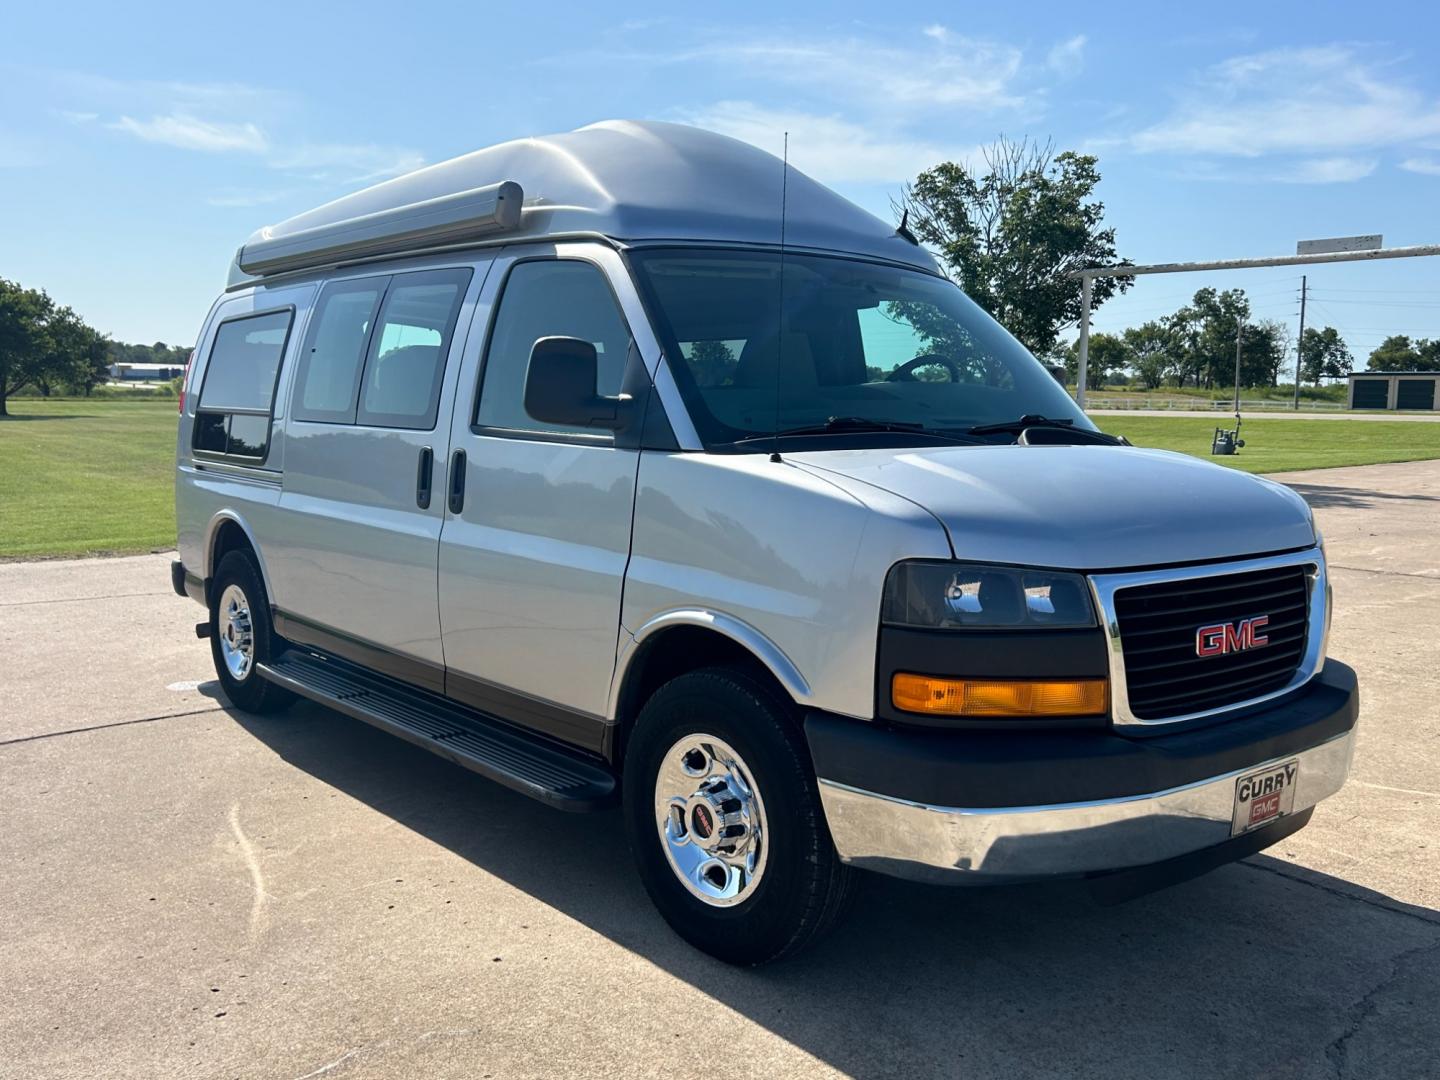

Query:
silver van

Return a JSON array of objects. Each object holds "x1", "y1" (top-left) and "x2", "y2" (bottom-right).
[{"x1": 173, "y1": 120, "x2": 1358, "y2": 964}]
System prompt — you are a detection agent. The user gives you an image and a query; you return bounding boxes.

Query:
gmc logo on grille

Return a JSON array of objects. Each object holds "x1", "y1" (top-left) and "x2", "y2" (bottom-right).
[{"x1": 1196, "y1": 616, "x2": 1270, "y2": 657}]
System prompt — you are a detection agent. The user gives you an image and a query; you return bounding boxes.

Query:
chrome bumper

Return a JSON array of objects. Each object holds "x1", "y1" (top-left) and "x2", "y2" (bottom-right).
[{"x1": 818, "y1": 728, "x2": 1355, "y2": 884}]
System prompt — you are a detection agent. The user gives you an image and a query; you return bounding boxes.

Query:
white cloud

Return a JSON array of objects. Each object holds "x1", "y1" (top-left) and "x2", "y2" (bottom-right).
[
  {"x1": 269, "y1": 143, "x2": 426, "y2": 183},
  {"x1": 206, "y1": 188, "x2": 295, "y2": 208},
  {"x1": 922, "y1": 24, "x2": 949, "y2": 43},
  {"x1": 111, "y1": 112, "x2": 269, "y2": 154},
  {"x1": 45, "y1": 71, "x2": 426, "y2": 185},
  {"x1": 1276, "y1": 156, "x2": 1378, "y2": 183},
  {"x1": 1401, "y1": 157, "x2": 1440, "y2": 176},
  {"x1": 1045, "y1": 35, "x2": 1087, "y2": 76},
  {"x1": 682, "y1": 101, "x2": 971, "y2": 184},
  {"x1": 696, "y1": 34, "x2": 1026, "y2": 110},
  {"x1": 1130, "y1": 46, "x2": 1440, "y2": 157}
]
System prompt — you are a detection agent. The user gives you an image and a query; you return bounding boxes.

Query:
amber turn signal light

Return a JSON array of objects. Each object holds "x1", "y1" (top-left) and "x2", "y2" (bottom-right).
[{"x1": 892, "y1": 674, "x2": 1108, "y2": 717}]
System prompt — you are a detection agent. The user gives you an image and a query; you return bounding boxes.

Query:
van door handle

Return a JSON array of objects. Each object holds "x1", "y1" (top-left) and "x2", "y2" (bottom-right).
[
  {"x1": 416, "y1": 446, "x2": 434, "y2": 509},
  {"x1": 447, "y1": 449, "x2": 467, "y2": 514}
]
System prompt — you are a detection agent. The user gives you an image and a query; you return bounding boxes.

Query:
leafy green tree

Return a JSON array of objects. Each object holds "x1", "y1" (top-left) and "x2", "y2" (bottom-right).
[
  {"x1": 0, "y1": 279, "x2": 54, "y2": 416},
  {"x1": 1122, "y1": 321, "x2": 1177, "y2": 390},
  {"x1": 1058, "y1": 332, "x2": 1130, "y2": 388},
  {"x1": 1367, "y1": 335, "x2": 1440, "y2": 372},
  {"x1": 1299, "y1": 326, "x2": 1353, "y2": 384},
  {"x1": 895, "y1": 137, "x2": 1131, "y2": 356},
  {"x1": 1244, "y1": 320, "x2": 1289, "y2": 388},
  {"x1": 687, "y1": 339, "x2": 737, "y2": 387}
]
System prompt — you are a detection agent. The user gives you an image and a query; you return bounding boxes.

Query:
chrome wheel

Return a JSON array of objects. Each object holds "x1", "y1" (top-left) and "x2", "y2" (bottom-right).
[
  {"x1": 654, "y1": 734, "x2": 769, "y2": 907},
  {"x1": 217, "y1": 583, "x2": 255, "y2": 681}
]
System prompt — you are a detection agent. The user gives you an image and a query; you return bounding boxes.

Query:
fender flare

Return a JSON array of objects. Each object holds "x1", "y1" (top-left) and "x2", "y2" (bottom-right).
[
  {"x1": 202, "y1": 510, "x2": 277, "y2": 606},
  {"x1": 608, "y1": 608, "x2": 812, "y2": 720}
]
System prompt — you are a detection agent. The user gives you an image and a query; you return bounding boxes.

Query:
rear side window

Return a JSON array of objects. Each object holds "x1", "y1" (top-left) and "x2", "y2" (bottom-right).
[
  {"x1": 193, "y1": 308, "x2": 293, "y2": 460},
  {"x1": 475, "y1": 260, "x2": 630, "y2": 436},
  {"x1": 357, "y1": 268, "x2": 471, "y2": 429},
  {"x1": 292, "y1": 279, "x2": 385, "y2": 423}
]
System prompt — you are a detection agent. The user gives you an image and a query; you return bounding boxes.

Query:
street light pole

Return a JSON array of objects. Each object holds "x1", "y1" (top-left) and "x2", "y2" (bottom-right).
[
  {"x1": 1292, "y1": 275, "x2": 1308, "y2": 411},
  {"x1": 1234, "y1": 318, "x2": 1244, "y2": 422}
]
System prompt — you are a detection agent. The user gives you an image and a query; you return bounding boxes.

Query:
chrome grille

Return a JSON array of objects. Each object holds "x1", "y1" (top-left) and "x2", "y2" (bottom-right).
[{"x1": 1113, "y1": 564, "x2": 1310, "y2": 720}]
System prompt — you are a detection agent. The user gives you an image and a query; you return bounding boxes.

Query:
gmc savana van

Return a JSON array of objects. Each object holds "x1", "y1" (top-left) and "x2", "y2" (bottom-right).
[{"x1": 173, "y1": 120, "x2": 1358, "y2": 964}]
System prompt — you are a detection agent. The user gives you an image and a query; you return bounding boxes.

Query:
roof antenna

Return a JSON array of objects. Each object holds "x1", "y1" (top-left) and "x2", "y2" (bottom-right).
[
  {"x1": 770, "y1": 132, "x2": 789, "y2": 464},
  {"x1": 897, "y1": 207, "x2": 918, "y2": 245}
]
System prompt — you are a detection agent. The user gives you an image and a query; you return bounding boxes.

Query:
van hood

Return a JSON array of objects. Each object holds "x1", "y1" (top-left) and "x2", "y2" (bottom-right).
[{"x1": 790, "y1": 445, "x2": 1316, "y2": 571}]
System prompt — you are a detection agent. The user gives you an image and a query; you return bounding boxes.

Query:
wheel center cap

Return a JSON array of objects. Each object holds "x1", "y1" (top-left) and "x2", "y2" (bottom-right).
[{"x1": 690, "y1": 802, "x2": 715, "y2": 840}]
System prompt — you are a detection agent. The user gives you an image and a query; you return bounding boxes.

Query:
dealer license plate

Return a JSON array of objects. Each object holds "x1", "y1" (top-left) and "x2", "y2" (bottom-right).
[{"x1": 1231, "y1": 759, "x2": 1299, "y2": 836}]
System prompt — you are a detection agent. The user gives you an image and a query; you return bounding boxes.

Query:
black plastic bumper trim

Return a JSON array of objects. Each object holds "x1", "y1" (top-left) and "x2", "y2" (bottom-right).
[{"x1": 807, "y1": 660, "x2": 1358, "y2": 809}]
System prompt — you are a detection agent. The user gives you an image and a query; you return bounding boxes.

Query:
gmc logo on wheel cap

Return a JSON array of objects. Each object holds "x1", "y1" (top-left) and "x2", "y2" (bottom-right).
[{"x1": 1196, "y1": 615, "x2": 1270, "y2": 657}]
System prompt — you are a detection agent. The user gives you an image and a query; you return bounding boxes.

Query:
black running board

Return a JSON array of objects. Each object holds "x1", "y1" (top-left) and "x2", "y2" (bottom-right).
[{"x1": 257, "y1": 649, "x2": 616, "y2": 811}]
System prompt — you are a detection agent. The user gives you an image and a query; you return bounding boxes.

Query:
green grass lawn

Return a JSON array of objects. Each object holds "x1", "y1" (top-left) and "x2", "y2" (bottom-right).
[
  {"x1": 2, "y1": 399, "x2": 1439, "y2": 559},
  {"x1": 1097, "y1": 415, "x2": 1440, "y2": 474},
  {"x1": 0, "y1": 398, "x2": 178, "y2": 558}
]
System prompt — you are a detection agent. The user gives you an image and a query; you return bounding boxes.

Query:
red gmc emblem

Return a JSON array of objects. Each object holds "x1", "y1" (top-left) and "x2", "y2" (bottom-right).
[{"x1": 1196, "y1": 615, "x2": 1270, "y2": 657}]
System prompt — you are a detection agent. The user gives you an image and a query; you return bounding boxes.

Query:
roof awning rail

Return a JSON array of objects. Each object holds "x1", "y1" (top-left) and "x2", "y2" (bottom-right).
[{"x1": 237, "y1": 180, "x2": 524, "y2": 277}]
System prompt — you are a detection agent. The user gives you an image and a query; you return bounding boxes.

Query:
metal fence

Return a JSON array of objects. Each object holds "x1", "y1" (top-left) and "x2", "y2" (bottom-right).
[{"x1": 1085, "y1": 396, "x2": 1347, "y2": 412}]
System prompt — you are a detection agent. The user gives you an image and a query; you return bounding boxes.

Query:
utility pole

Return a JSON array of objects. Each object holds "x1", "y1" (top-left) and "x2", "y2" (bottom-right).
[{"x1": 1292, "y1": 275, "x2": 1308, "y2": 410}]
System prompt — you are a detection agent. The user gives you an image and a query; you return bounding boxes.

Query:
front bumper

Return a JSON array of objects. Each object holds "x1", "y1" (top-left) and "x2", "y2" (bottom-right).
[{"x1": 808, "y1": 661, "x2": 1358, "y2": 885}]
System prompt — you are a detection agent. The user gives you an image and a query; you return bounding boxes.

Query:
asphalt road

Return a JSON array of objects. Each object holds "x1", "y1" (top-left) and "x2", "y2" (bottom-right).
[{"x1": 2, "y1": 460, "x2": 1437, "y2": 1079}]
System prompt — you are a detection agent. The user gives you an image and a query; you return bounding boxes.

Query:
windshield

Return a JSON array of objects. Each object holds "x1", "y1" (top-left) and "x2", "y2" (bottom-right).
[{"x1": 629, "y1": 248, "x2": 1092, "y2": 451}]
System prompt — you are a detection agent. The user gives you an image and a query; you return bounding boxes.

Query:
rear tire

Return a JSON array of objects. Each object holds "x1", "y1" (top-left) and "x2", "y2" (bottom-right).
[
  {"x1": 623, "y1": 666, "x2": 856, "y2": 965},
  {"x1": 208, "y1": 550, "x2": 293, "y2": 715}
]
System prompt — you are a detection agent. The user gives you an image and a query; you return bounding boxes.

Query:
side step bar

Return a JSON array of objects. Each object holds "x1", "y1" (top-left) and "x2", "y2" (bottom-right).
[{"x1": 257, "y1": 649, "x2": 616, "y2": 811}]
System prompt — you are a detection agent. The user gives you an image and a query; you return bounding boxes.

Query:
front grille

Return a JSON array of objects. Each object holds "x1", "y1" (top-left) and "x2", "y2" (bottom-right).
[{"x1": 1114, "y1": 564, "x2": 1311, "y2": 720}]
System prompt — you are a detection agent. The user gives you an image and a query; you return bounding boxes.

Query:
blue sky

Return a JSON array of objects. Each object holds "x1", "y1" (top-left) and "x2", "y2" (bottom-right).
[{"x1": 4, "y1": 0, "x2": 1439, "y2": 369}]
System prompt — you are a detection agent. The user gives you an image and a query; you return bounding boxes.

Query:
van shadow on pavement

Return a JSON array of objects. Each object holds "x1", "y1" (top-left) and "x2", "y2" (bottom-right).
[
  {"x1": 229, "y1": 701, "x2": 1440, "y2": 1079},
  {"x1": 1284, "y1": 481, "x2": 1440, "y2": 511}
]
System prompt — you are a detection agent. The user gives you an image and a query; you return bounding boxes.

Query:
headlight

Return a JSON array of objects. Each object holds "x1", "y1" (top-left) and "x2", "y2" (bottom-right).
[{"x1": 882, "y1": 561, "x2": 1096, "y2": 629}]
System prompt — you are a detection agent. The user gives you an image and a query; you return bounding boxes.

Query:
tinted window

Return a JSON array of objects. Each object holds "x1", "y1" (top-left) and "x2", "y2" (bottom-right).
[
  {"x1": 294, "y1": 279, "x2": 385, "y2": 423},
  {"x1": 193, "y1": 308, "x2": 292, "y2": 461},
  {"x1": 197, "y1": 310, "x2": 291, "y2": 412},
  {"x1": 476, "y1": 261, "x2": 630, "y2": 435},
  {"x1": 630, "y1": 249, "x2": 1083, "y2": 450},
  {"x1": 357, "y1": 268, "x2": 471, "y2": 429}
]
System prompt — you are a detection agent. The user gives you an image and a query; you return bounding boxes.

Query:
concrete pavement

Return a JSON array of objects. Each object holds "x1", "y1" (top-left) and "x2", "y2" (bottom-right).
[{"x1": 2, "y1": 460, "x2": 1438, "y2": 1079}]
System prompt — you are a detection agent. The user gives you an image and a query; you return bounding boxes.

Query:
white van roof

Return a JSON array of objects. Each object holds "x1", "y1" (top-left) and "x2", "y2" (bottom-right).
[{"x1": 228, "y1": 120, "x2": 937, "y2": 286}]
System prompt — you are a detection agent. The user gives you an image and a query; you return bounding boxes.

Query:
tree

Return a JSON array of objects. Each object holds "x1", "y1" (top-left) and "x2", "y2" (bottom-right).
[
  {"x1": 1244, "y1": 320, "x2": 1289, "y2": 389},
  {"x1": 1167, "y1": 288, "x2": 1251, "y2": 389},
  {"x1": 1058, "y1": 332, "x2": 1130, "y2": 388},
  {"x1": 1367, "y1": 335, "x2": 1440, "y2": 372},
  {"x1": 895, "y1": 137, "x2": 1131, "y2": 356},
  {"x1": 0, "y1": 279, "x2": 53, "y2": 416},
  {"x1": 687, "y1": 340, "x2": 737, "y2": 387},
  {"x1": 1122, "y1": 321, "x2": 1177, "y2": 389},
  {"x1": 1299, "y1": 326, "x2": 1353, "y2": 384}
]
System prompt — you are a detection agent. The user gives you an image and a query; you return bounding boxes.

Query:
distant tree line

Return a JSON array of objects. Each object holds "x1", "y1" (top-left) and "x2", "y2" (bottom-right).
[
  {"x1": 1050, "y1": 287, "x2": 1306, "y2": 391},
  {"x1": 0, "y1": 277, "x2": 191, "y2": 415},
  {"x1": 1366, "y1": 335, "x2": 1440, "y2": 373}
]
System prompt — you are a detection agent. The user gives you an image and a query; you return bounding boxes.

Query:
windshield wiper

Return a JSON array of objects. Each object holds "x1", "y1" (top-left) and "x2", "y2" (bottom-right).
[
  {"x1": 962, "y1": 414, "x2": 1124, "y2": 445},
  {"x1": 966, "y1": 414, "x2": 1074, "y2": 435},
  {"x1": 732, "y1": 416, "x2": 978, "y2": 446}
]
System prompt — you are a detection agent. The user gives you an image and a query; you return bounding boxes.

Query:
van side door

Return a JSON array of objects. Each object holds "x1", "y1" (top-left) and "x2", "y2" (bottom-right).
[
  {"x1": 438, "y1": 243, "x2": 648, "y2": 752},
  {"x1": 265, "y1": 260, "x2": 490, "y2": 691}
]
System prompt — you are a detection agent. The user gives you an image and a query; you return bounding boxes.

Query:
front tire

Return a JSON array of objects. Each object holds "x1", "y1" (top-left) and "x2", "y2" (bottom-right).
[
  {"x1": 623, "y1": 667, "x2": 856, "y2": 965},
  {"x1": 208, "y1": 550, "x2": 293, "y2": 715}
]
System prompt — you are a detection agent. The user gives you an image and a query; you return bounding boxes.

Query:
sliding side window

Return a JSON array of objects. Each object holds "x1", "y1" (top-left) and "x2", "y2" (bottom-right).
[
  {"x1": 192, "y1": 308, "x2": 294, "y2": 461},
  {"x1": 356, "y1": 268, "x2": 472, "y2": 429},
  {"x1": 292, "y1": 278, "x2": 387, "y2": 424}
]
